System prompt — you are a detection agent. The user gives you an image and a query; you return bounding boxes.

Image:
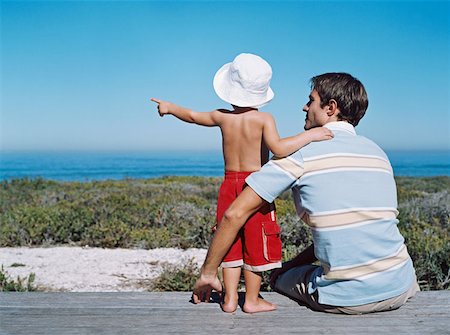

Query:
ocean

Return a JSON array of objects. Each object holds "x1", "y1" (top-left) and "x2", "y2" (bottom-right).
[{"x1": 0, "y1": 150, "x2": 449, "y2": 181}]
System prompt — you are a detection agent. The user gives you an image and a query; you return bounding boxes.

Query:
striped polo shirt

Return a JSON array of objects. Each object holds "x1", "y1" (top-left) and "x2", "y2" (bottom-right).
[{"x1": 246, "y1": 121, "x2": 416, "y2": 306}]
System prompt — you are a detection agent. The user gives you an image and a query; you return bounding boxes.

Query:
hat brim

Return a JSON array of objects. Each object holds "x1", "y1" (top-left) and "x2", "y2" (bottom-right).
[{"x1": 213, "y1": 63, "x2": 274, "y2": 108}]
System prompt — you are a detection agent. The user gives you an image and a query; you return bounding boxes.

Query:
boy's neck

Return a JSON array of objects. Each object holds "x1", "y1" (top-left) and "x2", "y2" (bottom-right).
[{"x1": 231, "y1": 105, "x2": 258, "y2": 113}]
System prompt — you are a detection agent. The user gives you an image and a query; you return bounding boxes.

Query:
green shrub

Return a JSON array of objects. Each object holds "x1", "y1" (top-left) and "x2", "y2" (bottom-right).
[
  {"x1": 398, "y1": 189, "x2": 449, "y2": 290},
  {"x1": 0, "y1": 265, "x2": 37, "y2": 292},
  {"x1": 1, "y1": 176, "x2": 449, "y2": 290},
  {"x1": 151, "y1": 259, "x2": 200, "y2": 291},
  {"x1": 0, "y1": 177, "x2": 218, "y2": 249}
]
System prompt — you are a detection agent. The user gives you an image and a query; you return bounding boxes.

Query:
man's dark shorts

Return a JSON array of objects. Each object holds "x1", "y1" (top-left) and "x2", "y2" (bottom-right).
[{"x1": 274, "y1": 264, "x2": 420, "y2": 314}]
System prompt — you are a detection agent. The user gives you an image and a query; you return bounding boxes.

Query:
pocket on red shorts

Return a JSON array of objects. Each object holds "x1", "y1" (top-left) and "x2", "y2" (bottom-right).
[{"x1": 262, "y1": 221, "x2": 282, "y2": 262}]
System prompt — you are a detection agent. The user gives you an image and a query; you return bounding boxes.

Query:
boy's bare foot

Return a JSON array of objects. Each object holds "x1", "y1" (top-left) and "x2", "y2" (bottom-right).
[
  {"x1": 243, "y1": 297, "x2": 277, "y2": 314},
  {"x1": 221, "y1": 292, "x2": 239, "y2": 313}
]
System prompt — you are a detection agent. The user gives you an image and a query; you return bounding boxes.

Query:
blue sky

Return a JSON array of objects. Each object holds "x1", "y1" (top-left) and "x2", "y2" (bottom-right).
[{"x1": 1, "y1": 0, "x2": 449, "y2": 152}]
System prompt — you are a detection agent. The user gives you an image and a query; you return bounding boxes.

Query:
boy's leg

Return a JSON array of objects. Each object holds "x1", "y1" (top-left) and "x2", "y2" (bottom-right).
[
  {"x1": 221, "y1": 267, "x2": 241, "y2": 313},
  {"x1": 219, "y1": 233, "x2": 243, "y2": 313},
  {"x1": 216, "y1": 174, "x2": 248, "y2": 313},
  {"x1": 242, "y1": 270, "x2": 276, "y2": 313},
  {"x1": 240, "y1": 201, "x2": 280, "y2": 313}
]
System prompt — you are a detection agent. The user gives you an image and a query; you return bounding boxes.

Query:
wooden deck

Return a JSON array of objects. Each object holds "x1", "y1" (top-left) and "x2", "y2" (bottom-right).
[{"x1": 0, "y1": 291, "x2": 449, "y2": 334}]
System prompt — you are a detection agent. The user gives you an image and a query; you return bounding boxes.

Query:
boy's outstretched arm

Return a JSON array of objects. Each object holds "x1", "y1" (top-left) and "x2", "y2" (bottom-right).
[
  {"x1": 262, "y1": 114, "x2": 333, "y2": 157},
  {"x1": 151, "y1": 98, "x2": 222, "y2": 127}
]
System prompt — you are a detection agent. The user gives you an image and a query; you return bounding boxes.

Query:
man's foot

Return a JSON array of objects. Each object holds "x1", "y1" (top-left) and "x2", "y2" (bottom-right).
[
  {"x1": 243, "y1": 297, "x2": 277, "y2": 314},
  {"x1": 221, "y1": 292, "x2": 238, "y2": 313}
]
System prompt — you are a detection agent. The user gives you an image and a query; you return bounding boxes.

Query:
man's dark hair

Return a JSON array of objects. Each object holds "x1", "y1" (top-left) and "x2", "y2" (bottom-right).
[{"x1": 310, "y1": 73, "x2": 369, "y2": 126}]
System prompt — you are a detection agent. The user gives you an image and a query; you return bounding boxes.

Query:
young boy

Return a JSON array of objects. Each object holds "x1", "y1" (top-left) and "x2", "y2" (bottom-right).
[{"x1": 151, "y1": 53, "x2": 333, "y2": 313}]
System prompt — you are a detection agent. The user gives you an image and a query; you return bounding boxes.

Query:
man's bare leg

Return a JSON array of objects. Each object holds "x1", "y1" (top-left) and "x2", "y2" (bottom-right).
[
  {"x1": 221, "y1": 267, "x2": 241, "y2": 313},
  {"x1": 243, "y1": 269, "x2": 276, "y2": 313}
]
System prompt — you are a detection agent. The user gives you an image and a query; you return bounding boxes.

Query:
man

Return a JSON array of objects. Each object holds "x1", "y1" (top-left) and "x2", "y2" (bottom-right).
[{"x1": 193, "y1": 73, "x2": 419, "y2": 314}]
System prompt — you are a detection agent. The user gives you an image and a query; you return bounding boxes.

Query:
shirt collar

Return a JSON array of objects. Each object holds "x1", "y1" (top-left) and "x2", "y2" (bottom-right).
[{"x1": 323, "y1": 121, "x2": 356, "y2": 135}]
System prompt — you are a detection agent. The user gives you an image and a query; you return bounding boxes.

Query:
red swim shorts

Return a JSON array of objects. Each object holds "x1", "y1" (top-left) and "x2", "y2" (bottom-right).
[{"x1": 215, "y1": 171, "x2": 282, "y2": 272}]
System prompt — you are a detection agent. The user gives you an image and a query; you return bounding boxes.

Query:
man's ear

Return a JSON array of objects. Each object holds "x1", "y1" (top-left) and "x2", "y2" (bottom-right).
[{"x1": 326, "y1": 99, "x2": 340, "y2": 117}]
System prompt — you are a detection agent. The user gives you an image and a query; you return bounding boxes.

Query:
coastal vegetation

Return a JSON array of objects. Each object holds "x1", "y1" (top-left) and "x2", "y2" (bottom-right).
[
  {"x1": 0, "y1": 265, "x2": 36, "y2": 292},
  {"x1": 0, "y1": 176, "x2": 449, "y2": 291}
]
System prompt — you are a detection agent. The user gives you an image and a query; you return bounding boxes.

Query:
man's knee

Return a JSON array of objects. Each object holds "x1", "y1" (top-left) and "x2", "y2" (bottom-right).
[{"x1": 274, "y1": 265, "x2": 318, "y2": 296}]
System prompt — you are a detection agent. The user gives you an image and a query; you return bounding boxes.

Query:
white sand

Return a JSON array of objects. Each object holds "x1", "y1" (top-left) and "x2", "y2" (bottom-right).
[{"x1": 0, "y1": 247, "x2": 207, "y2": 292}]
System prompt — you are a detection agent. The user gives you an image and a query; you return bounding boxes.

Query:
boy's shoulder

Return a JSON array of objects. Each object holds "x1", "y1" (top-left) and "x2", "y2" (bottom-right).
[
  {"x1": 258, "y1": 111, "x2": 276, "y2": 124},
  {"x1": 208, "y1": 109, "x2": 232, "y2": 124},
  {"x1": 241, "y1": 111, "x2": 274, "y2": 126},
  {"x1": 250, "y1": 110, "x2": 273, "y2": 120}
]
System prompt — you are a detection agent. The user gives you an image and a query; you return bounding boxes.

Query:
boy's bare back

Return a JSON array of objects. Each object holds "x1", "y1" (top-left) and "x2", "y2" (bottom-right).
[{"x1": 215, "y1": 108, "x2": 271, "y2": 172}]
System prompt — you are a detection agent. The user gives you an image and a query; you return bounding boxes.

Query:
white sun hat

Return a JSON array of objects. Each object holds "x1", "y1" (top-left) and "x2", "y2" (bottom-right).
[{"x1": 213, "y1": 53, "x2": 275, "y2": 108}]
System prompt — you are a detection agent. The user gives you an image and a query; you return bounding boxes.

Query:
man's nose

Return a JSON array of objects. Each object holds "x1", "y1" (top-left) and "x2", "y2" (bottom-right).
[{"x1": 302, "y1": 105, "x2": 308, "y2": 112}]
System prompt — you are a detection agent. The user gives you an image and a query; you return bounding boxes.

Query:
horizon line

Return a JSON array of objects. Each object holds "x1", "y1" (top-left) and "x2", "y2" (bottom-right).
[{"x1": 1, "y1": 148, "x2": 449, "y2": 154}]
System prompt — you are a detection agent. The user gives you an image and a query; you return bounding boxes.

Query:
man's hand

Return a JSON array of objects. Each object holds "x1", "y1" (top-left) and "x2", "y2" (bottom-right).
[
  {"x1": 305, "y1": 127, "x2": 334, "y2": 142},
  {"x1": 150, "y1": 98, "x2": 172, "y2": 117},
  {"x1": 192, "y1": 271, "x2": 223, "y2": 304}
]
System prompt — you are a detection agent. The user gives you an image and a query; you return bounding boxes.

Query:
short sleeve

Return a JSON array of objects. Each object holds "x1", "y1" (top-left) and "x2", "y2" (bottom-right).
[{"x1": 246, "y1": 152, "x2": 305, "y2": 203}]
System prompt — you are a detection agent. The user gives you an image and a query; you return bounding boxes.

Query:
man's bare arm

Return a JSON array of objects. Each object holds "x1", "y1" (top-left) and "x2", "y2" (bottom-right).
[
  {"x1": 151, "y1": 98, "x2": 221, "y2": 127},
  {"x1": 192, "y1": 186, "x2": 265, "y2": 303},
  {"x1": 262, "y1": 114, "x2": 333, "y2": 157}
]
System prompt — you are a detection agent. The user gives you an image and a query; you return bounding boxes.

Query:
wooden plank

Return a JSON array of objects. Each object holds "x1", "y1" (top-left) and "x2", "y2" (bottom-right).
[
  {"x1": 2, "y1": 290, "x2": 447, "y2": 307},
  {"x1": 0, "y1": 292, "x2": 449, "y2": 335}
]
